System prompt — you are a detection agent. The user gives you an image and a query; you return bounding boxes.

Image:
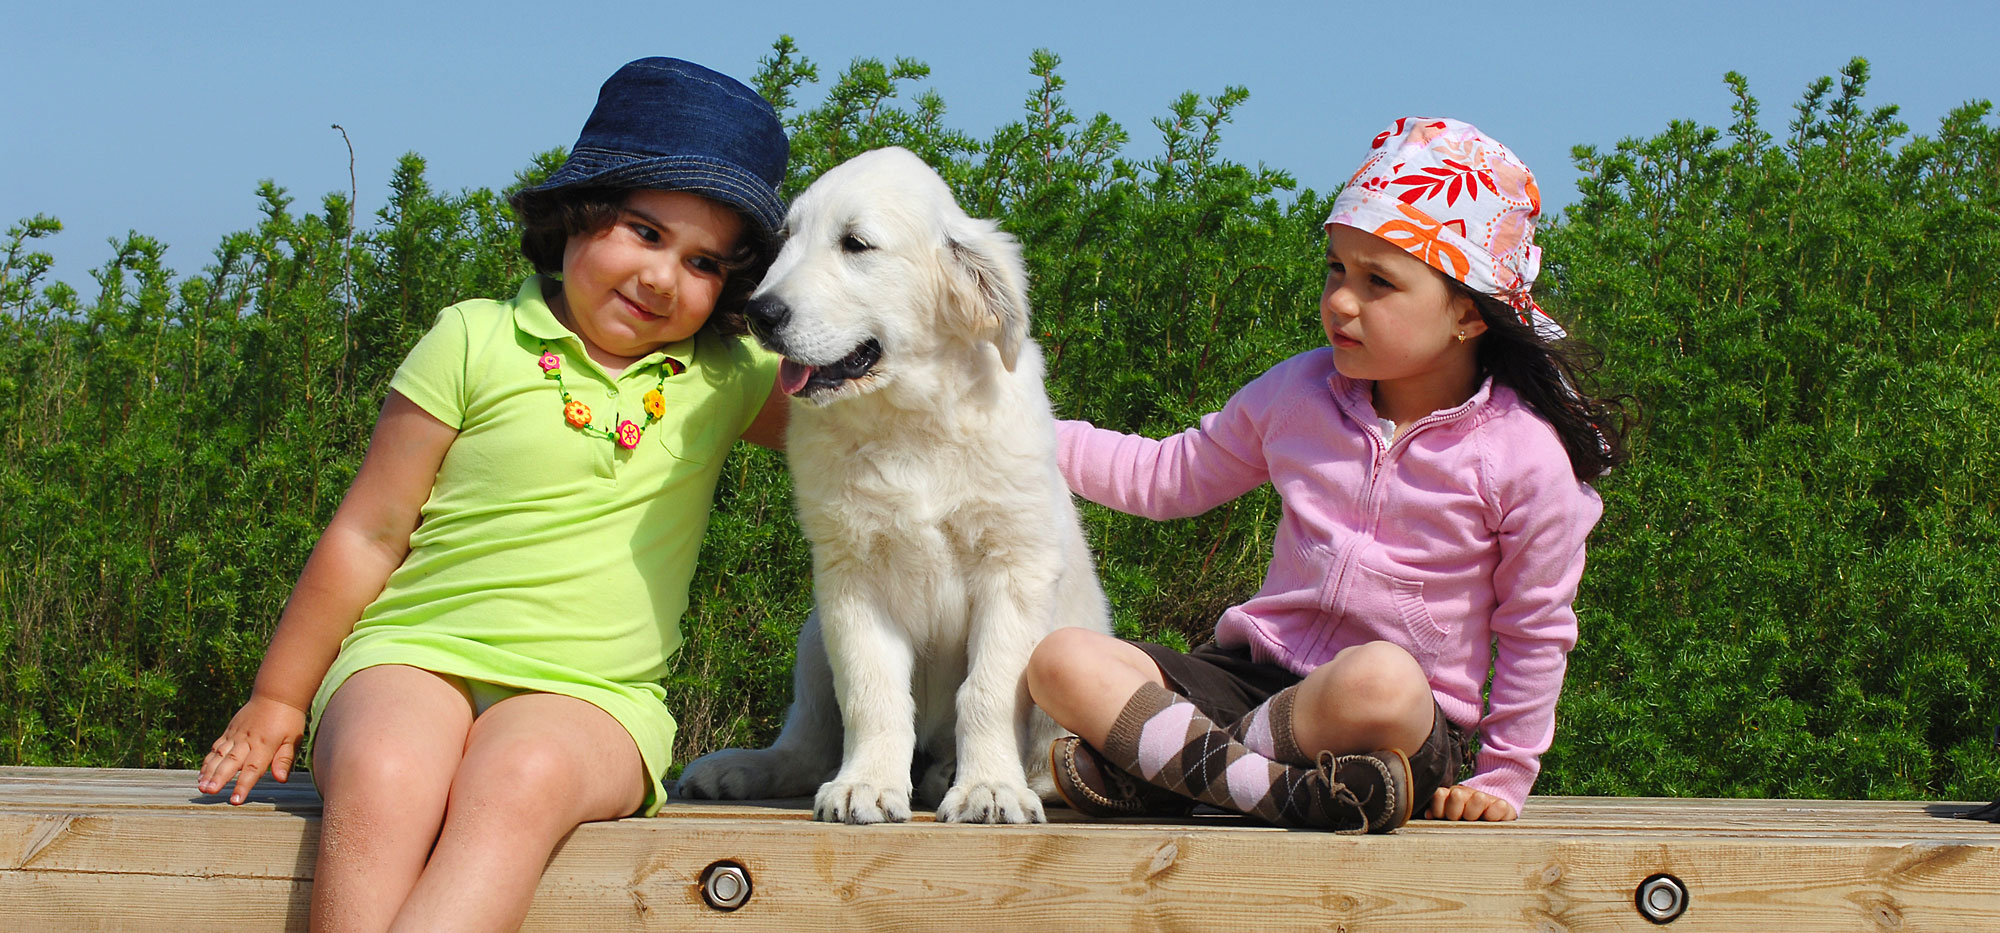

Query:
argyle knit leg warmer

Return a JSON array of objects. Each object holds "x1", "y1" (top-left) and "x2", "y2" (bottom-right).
[
  {"x1": 1226, "y1": 685, "x2": 1308, "y2": 765},
  {"x1": 1099, "y1": 682, "x2": 1331, "y2": 827}
]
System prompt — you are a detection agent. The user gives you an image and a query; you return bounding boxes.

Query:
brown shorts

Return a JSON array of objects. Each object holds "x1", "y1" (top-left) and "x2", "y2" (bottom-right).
[{"x1": 1131, "y1": 640, "x2": 1473, "y2": 802}]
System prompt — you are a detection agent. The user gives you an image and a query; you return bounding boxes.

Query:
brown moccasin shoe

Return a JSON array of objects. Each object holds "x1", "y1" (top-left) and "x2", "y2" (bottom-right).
[
  {"x1": 1049, "y1": 736, "x2": 1196, "y2": 819},
  {"x1": 1317, "y1": 747, "x2": 1414, "y2": 835}
]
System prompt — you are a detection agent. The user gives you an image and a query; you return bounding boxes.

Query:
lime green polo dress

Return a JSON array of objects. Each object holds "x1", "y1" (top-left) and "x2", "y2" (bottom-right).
[{"x1": 309, "y1": 276, "x2": 778, "y2": 815}]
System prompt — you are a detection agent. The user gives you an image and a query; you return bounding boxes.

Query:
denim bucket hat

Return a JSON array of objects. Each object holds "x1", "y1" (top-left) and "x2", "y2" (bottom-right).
[{"x1": 527, "y1": 57, "x2": 789, "y2": 236}]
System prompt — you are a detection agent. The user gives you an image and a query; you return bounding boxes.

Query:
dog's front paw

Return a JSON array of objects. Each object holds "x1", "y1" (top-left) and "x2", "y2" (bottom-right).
[
  {"x1": 677, "y1": 748, "x2": 826, "y2": 800},
  {"x1": 936, "y1": 780, "x2": 1046, "y2": 824},
  {"x1": 814, "y1": 779, "x2": 912, "y2": 824}
]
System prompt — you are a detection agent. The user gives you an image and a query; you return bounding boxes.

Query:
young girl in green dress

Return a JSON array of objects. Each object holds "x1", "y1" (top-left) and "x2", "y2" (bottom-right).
[{"x1": 197, "y1": 57, "x2": 790, "y2": 930}]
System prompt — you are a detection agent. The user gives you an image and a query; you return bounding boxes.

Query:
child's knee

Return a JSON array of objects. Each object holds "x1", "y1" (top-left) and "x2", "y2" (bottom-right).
[
  {"x1": 318, "y1": 745, "x2": 449, "y2": 817},
  {"x1": 456, "y1": 741, "x2": 572, "y2": 808},
  {"x1": 1026, "y1": 627, "x2": 1104, "y2": 694},
  {"x1": 1313, "y1": 642, "x2": 1431, "y2": 716}
]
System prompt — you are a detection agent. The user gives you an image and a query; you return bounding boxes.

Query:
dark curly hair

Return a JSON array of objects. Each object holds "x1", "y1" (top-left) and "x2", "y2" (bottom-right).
[
  {"x1": 508, "y1": 186, "x2": 779, "y2": 339},
  {"x1": 1462, "y1": 287, "x2": 1632, "y2": 482}
]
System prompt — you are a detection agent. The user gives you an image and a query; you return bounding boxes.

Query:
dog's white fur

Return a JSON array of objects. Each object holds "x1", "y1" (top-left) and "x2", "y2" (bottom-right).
[{"x1": 676, "y1": 147, "x2": 1109, "y2": 824}]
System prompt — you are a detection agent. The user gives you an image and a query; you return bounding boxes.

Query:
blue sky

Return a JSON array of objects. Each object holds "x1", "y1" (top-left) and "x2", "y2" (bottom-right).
[{"x1": 6, "y1": 0, "x2": 1996, "y2": 293}]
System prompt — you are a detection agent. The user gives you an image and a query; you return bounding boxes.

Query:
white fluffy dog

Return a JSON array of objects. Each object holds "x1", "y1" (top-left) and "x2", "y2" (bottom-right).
[{"x1": 676, "y1": 147, "x2": 1109, "y2": 824}]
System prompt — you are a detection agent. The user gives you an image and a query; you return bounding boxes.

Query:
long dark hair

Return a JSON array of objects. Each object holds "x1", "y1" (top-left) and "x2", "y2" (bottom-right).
[
  {"x1": 507, "y1": 186, "x2": 779, "y2": 339},
  {"x1": 1465, "y1": 288, "x2": 1631, "y2": 481}
]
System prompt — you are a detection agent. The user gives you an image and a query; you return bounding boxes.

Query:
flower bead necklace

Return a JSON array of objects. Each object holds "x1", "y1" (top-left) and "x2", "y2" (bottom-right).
[{"x1": 538, "y1": 345, "x2": 684, "y2": 449}]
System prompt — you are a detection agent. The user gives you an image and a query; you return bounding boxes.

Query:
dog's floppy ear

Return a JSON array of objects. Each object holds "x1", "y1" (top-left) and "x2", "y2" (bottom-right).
[{"x1": 943, "y1": 215, "x2": 1030, "y2": 372}]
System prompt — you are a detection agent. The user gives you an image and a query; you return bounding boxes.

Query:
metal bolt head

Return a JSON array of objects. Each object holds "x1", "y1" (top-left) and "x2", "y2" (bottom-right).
[
  {"x1": 702, "y1": 861, "x2": 752, "y2": 911},
  {"x1": 1636, "y1": 873, "x2": 1688, "y2": 924}
]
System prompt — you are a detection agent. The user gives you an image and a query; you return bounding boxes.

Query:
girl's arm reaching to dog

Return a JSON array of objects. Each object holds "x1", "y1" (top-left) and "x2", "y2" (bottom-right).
[
  {"x1": 1052, "y1": 361, "x2": 1299, "y2": 520},
  {"x1": 197, "y1": 392, "x2": 456, "y2": 804},
  {"x1": 738, "y1": 378, "x2": 790, "y2": 450}
]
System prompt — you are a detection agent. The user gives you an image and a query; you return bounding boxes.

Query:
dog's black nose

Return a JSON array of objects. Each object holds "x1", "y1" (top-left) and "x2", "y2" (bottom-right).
[{"x1": 744, "y1": 295, "x2": 790, "y2": 343}]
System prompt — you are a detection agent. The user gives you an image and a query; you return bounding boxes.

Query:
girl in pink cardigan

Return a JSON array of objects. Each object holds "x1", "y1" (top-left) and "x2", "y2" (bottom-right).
[{"x1": 1026, "y1": 118, "x2": 1627, "y2": 833}]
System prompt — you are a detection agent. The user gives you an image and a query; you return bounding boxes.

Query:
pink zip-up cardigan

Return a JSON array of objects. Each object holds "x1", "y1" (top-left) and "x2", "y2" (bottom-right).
[{"x1": 1057, "y1": 348, "x2": 1602, "y2": 812}]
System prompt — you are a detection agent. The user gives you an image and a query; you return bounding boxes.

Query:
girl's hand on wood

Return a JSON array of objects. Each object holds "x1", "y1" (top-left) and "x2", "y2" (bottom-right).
[
  {"x1": 1426, "y1": 784, "x2": 1517, "y2": 821},
  {"x1": 198, "y1": 694, "x2": 307, "y2": 805}
]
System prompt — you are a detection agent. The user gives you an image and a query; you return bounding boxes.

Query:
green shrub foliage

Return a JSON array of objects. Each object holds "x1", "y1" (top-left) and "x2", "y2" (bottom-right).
[
  {"x1": 2, "y1": 47, "x2": 1993, "y2": 801},
  {"x1": 1542, "y1": 61, "x2": 2000, "y2": 800}
]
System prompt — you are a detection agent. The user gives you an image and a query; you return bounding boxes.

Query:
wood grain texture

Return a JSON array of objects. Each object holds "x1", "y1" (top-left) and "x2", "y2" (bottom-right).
[{"x1": 4, "y1": 767, "x2": 1997, "y2": 931}]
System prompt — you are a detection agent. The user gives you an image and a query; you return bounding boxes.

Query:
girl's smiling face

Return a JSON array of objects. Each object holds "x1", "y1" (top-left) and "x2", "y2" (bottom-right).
[
  {"x1": 556, "y1": 188, "x2": 744, "y2": 370},
  {"x1": 1320, "y1": 223, "x2": 1487, "y2": 420}
]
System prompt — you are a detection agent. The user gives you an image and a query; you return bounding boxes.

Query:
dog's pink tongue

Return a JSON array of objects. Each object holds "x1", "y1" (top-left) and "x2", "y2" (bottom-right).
[{"x1": 778, "y1": 359, "x2": 814, "y2": 396}]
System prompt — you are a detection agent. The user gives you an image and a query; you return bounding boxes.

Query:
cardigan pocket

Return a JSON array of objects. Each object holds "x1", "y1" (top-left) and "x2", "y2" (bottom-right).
[
  {"x1": 1293, "y1": 541, "x2": 1346, "y2": 662},
  {"x1": 1347, "y1": 563, "x2": 1448, "y2": 663},
  {"x1": 1300, "y1": 541, "x2": 1342, "y2": 616}
]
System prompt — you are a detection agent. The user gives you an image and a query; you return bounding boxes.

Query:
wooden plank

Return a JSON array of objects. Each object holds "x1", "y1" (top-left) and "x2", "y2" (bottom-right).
[
  {"x1": 2, "y1": 809, "x2": 316, "y2": 879},
  {"x1": 0, "y1": 768, "x2": 323, "y2": 812},
  {"x1": 4, "y1": 809, "x2": 1999, "y2": 931},
  {"x1": 3, "y1": 767, "x2": 1998, "y2": 931},
  {"x1": 5, "y1": 770, "x2": 1990, "y2": 837},
  {"x1": 5, "y1": 768, "x2": 1981, "y2": 817},
  {"x1": 6, "y1": 767, "x2": 1986, "y2": 822},
  {"x1": 0, "y1": 874, "x2": 311, "y2": 933},
  {"x1": 560, "y1": 824, "x2": 2000, "y2": 932}
]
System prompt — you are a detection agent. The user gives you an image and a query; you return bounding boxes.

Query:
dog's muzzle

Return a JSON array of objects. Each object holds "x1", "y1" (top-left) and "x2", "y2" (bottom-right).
[
  {"x1": 744, "y1": 295, "x2": 790, "y2": 349},
  {"x1": 745, "y1": 295, "x2": 882, "y2": 398},
  {"x1": 778, "y1": 339, "x2": 882, "y2": 398}
]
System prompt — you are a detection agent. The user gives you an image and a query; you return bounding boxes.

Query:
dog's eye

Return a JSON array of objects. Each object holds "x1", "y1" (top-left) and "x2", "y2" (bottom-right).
[{"x1": 840, "y1": 234, "x2": 873, "y2": 254}]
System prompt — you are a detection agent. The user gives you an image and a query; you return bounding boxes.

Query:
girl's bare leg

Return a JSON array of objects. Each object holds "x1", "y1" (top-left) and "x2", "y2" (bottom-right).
[
  {"x1": 1289, "y1": 640, "x2": 1436, "y2": 759},
  {"x1": 1031, "y1": 631, "x2": 1435, "y2": 760},
  {"x1": 1031, "y1": 629, "x2": 1429, "y2": 829},
  {"x1": 309, "y1": 665, "x2": 476, "y2": 933},
  {"x1": 1024, "y1": 626, "x2": 1167, "y2": 746},
  {"x1": 388, "y1": 692, "x2": 646, "y2": 933}
]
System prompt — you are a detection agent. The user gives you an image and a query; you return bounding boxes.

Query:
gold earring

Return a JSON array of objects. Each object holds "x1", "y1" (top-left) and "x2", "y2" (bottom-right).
[{"x1": 1456, "y1": 331, "x2": 1467, "y2": 343}]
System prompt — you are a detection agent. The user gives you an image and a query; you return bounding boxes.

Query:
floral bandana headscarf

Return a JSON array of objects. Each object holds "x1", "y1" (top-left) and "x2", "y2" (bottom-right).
[{"x1": 1325, "y1": 117, "x2": 1565, "y2": 341}]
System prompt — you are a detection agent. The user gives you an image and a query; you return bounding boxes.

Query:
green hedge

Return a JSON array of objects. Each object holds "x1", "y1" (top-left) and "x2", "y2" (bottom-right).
[{"x1": 2, "y1": 45, "x2": 1994, "y2": 802}]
